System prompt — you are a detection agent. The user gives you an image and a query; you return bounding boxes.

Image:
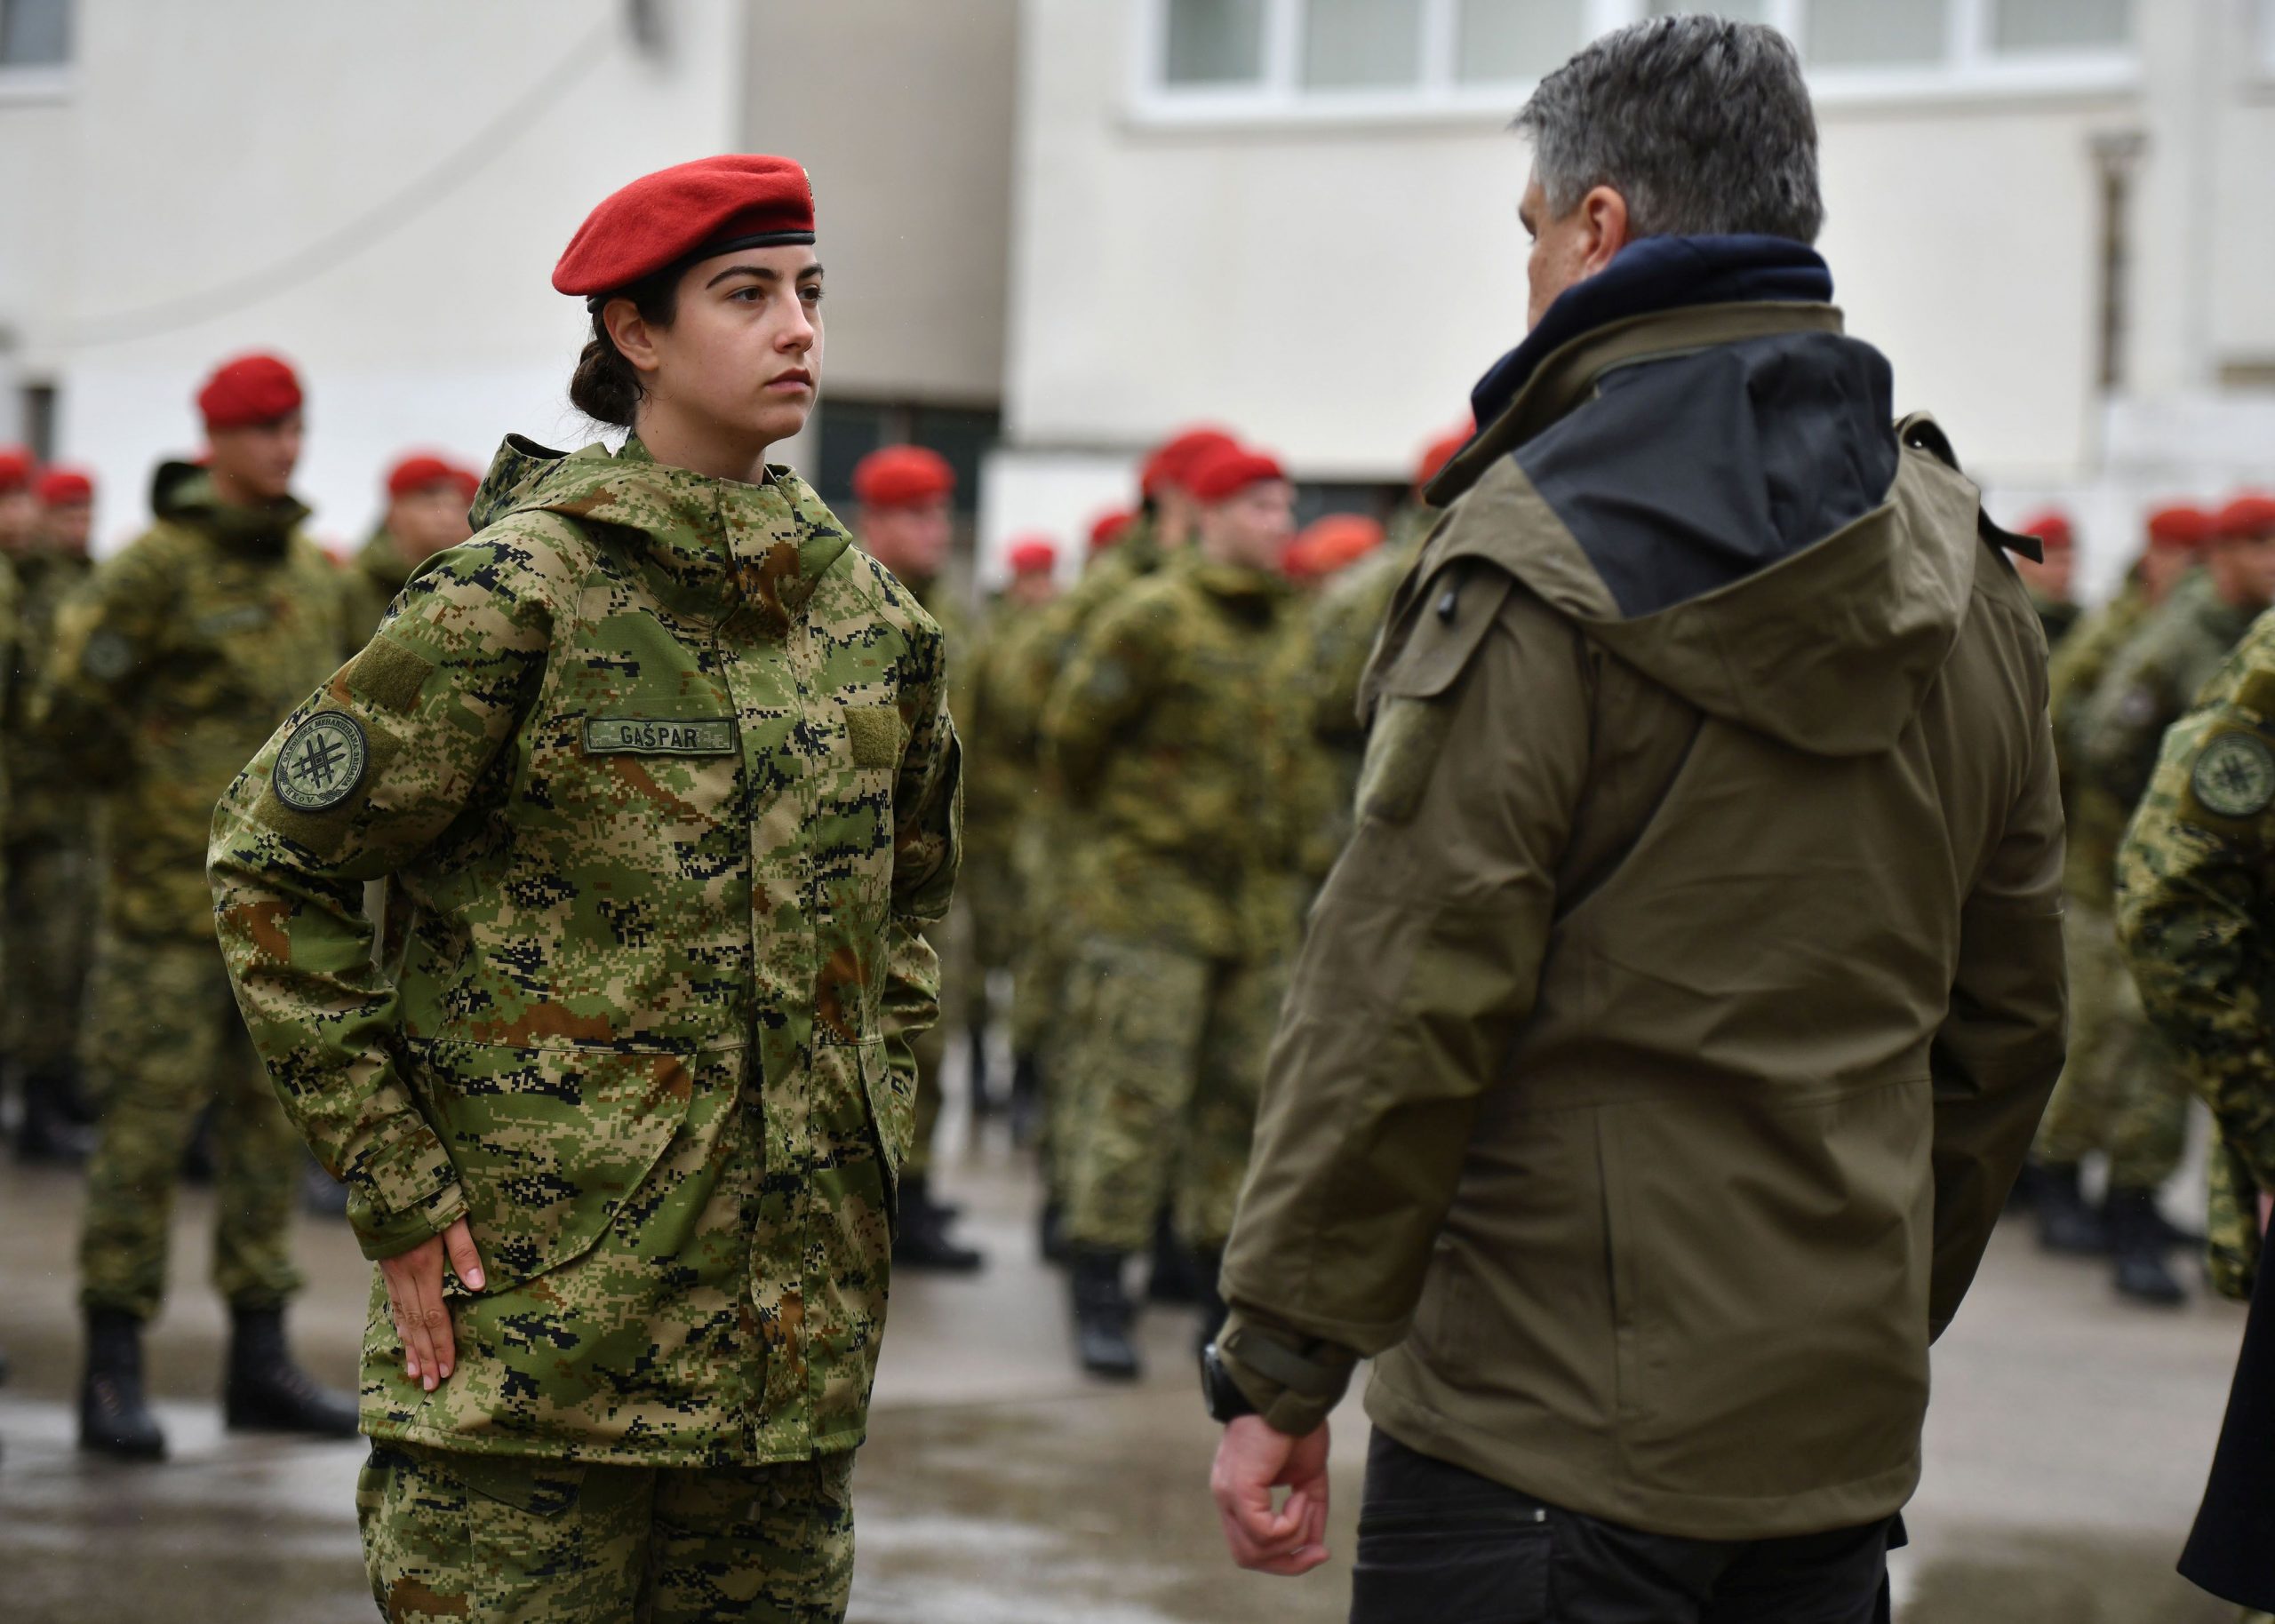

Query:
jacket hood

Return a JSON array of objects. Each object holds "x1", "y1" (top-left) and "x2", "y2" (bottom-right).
[
  {"x1": 1399, "y1": 300, "x2": 1989, "y2": 759},
  {"x1": 471, "y1": 434, "x2": 852, "y2": 631},
  {"x1": 148, "y1": 458, "x2": 309, "y2": 553}
]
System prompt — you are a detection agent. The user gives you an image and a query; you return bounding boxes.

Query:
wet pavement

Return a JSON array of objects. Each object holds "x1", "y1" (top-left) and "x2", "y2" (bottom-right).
[{"x1": 0, "y1": 1105, "x2": 2249, "y2": 1623}]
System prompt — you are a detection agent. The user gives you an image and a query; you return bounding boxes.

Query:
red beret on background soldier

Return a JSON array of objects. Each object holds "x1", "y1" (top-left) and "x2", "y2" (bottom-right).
[
  {"x1": 0, "y1": 444, "x2": 37, "y2": 557},
  {"x1": 1284, "y1": 513, "x2": 1385, "y2": 586},
  {"x1": 341, "y1": 453, "x2": 482, "y2": 646},
  {"x1": 34, "y1": 466, "x2": 95, "y2": 556},
  {"x1": 1089, "y1": 508, "x2": 1134, "y2": 557},
  {"x1": 2014, "y1": 507, "x2": 2079, "y2": 647}
]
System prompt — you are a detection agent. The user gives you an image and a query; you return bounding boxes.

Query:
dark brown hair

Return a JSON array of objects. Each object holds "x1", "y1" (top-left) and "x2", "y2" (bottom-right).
[{"x1": 568, "y1": 265, "x2": 683, "y2": 427}]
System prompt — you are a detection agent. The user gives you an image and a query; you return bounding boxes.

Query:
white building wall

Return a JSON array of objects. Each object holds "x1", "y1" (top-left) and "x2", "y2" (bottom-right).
[{"x1": 0, "y1": 0, "x2": 745, "y2": 555}]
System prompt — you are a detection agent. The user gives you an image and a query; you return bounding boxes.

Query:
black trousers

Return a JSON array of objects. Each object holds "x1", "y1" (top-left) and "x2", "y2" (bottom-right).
[
  {"x1": 2180, "y1": 1243, "x2": 2275, "y2": 1612},
  {"x1": 1351, "y1": 1432, "x2": 1895, "y2": 1624}
]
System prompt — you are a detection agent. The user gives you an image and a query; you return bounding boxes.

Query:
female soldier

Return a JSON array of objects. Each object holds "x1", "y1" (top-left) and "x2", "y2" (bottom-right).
[{"x1": 209, "y1": 155, "x2": 960, "y2": 1622}]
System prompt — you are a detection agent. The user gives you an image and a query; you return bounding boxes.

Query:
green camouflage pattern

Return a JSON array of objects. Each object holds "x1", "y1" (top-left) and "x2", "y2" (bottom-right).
[
  {"x1": 4, "y1": 546, "x2": 91, "y2": 840},
  {"x1": 5, "y1": 837, "x2": 96, "y2": 1071},
  {"x1": 2071, "y1": 570, "x2": 2255, "y2": 910},
  {"x1": 339, "y1": 527, "x2": 423, "y2": 650},
  {"x1": 2032, "y1": 899, "x2": 2188, "y2": 1189},
  {"x1": 78, "y1": 933, "x2": 303, "y2": 1318},
  {"x1": 209, "y1": 434, "x2": 961, "y2": 1467},
  {"x1": 2118, "y1": 607, "x2": 2275, "y2": 1299},
  {"x1": 963, "y1": 596, "x2": 1056, "y2": 978},
  {"x1": 37, "y1": 467, "x2": 347, "y2": 940},
  {"x1": 2030, "y1": 589, "x2": 2080, "y2": 650},
  {"x1": 1041, "y1": 552, "x2": 1304, "y2": 961},
  {"x1": 358, "y1": 1441, "x2": 854, "y2": 1622},
  {"x1": 1060, "y1": 936, "x2": 1288, "y2": 1254},
  {"x1": 2048, "y1": 581, "x2": 2152, "y2": 900},
  {"x1": 1306, "y1": 502, "x2": 1437, "y2": 847}
]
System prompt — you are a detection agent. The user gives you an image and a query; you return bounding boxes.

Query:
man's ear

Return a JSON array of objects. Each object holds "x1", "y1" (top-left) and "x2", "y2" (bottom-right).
[
  {"x1": 1578, "y1": 186, "x2": 1632, "y2": 277},
  {"x1": 602, "y1": 297, "x2": 662, "y2": 378}
]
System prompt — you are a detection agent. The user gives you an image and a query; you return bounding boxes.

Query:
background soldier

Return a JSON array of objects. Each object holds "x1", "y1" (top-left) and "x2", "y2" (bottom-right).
[
  {"x1": 2026, "y1": 502, "x2": 2208, "y2": 1255},
  {"x1": 962, "y1": 535, "x2": 1060, "y2": 1142},
  {"x1": 2116, "y1": 593, "x2": 2275, "y2": 1620},
  {"x1": 1044, "y1": 441, "x2": 1303, "y2": 1379},
  {"x1": 2014, "y1": 507, "x2": 2081, "y2": 647},
  {"x1": 2060, "y1": 496, "x2": 2275, "y2": 1302},
  {"x1": 4, "y1": 463, "x2": 100, "y2": 1163},
  {"x1": 340, "y1": 452, "x2": 477, "y2": 644},
  {"x1": 851, "y1": 442, "x2": 985, "y2": 1273},
  {"x1": 41, "y1": 353, "x2": 357, "y2": 1459}
]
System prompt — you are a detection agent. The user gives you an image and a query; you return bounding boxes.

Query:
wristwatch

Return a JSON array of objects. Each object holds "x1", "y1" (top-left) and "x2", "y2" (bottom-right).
[{"x1": 1200, "y1": 1341, "x2": 1258, "y2": 1424}]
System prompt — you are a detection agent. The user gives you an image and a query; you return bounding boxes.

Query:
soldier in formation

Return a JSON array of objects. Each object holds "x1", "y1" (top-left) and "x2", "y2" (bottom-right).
[
  {"x1": 44, "y1": 354, "x2": 359, "y2": 1459},
  {"x1": 210, "y1": 155, "x2": 959, "y2": 1619},
  {"x1": 848, "y1": 442, "x2": 986, "y2": 1274},
  {"x1": 340, "y1": 452, "x2": 478, "y2": 645},
  {"x1": 2042, "y1": 498, "x2": 2275, "y2": 1302}
]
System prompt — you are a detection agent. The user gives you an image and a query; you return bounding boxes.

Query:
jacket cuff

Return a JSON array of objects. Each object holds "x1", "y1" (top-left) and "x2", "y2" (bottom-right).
[
  {"x1": 346, "y1": 1116, "x2": 467, "y2": 1261},
  {"x1": 1217, "y1": 1310, "x2": 1359, "y2": 1437}
]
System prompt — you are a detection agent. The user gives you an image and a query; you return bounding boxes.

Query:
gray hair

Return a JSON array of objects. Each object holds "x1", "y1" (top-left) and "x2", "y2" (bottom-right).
[{"x1": 1514, "y1": 15, "x2": 1824, "y2": 244}]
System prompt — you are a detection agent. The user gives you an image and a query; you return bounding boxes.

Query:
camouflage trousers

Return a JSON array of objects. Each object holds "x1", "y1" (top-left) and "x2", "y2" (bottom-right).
[
  {"x1": 77, "y1": 930, "x2": 303, "y2": 1318},
  {"x1": 2035, "y1": 901, "x2": 2191, "y2": 1190},
  {"x1": 2207, "y1": 1134, "x2": 2263, "y2": 1302},
  {"x1": 3, "y1": 832, "x2": 96, "y2": 1071},
  {"x1": 962, "y1": 839, "x2": 1025, "y2": 982},
  {"x1": 1061, "y1": 937, "x2": 1286, "y2": 1255},
  {"x1": 359, "y1": 1441, "x2": 855, "y2": 1623},
  {"x1": 907, "y1": 898, "x2": 978, "y2": 1181}
]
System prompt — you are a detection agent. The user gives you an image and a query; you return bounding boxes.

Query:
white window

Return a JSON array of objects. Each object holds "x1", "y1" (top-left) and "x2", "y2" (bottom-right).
[
  {"x1": 0, "y1": 0, "x2": 68, "y2": 67},
  {"x1": 1137, "y1": 0, "x2": 2137, "y2": 123}
]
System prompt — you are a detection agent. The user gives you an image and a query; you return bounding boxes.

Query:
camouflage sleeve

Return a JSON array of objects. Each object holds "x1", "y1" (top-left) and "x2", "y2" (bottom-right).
[
  {"x1": 2117, "y1": 635, "x2": 2275, "y2": 1202},
  {"x1": 1927, "y1": 673, "x2": 2067, "y2": 1340},
  {"x1": 1039, "y1": 590, "x2": 1173, "y2": 796},
  {"x1": 880, "y1": 614, "x2": 963, "y2": 1096},
  {"x1": 2077, "y1": 636, "x2": 2179, "y2": 812},
  {"x1": 34, "y1": 537, "x2": 176, "y2": 775},
  {"x1": 208, "y1": 536, "x2": 557, "y2": 1262}
]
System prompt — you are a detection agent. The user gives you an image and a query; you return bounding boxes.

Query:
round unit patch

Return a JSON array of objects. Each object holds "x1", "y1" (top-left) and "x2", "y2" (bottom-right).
[
  {"x1": 2191, "y1": 731, "x2": 2275, "y2": 820},
  {"x1": 272, "y1": 712, "x2": 369, "y2": 812}
]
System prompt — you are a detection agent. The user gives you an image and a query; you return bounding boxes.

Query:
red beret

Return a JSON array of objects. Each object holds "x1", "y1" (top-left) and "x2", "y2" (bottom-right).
[
  {"x1": 1140, "y1": 427, "x2": 1240, "y2": 498},
  {"x1": 554, "y1": 155, "x2": 815, "y2": 299},
  {"x1": 0, "y1": 445, "x2": 31, "y2": 493},
  {"x1": 34, "y1": 466, "x2": 92, "y2": 506},
  {"x1": 2215, "y1": 493, "x2": 2275, "y2": 541},
  {"x1": 198, "y1": 353, "x2": 303, "y2": 431},
  {"x1": 2147, "y1": 505, "x2": 2212, "y2": 553},
  {"x1": 2016, "y1": 509, "x2": 2073, "y2": 553},
  {"x1": 1414, "y1": 421, "x2": 1473, "y2": 493},
  {"x1": 1089, "y1": 509, "x2": 1133, "y2": 553},
  {"x1": 852, "y1": 445, "x2": 954, "y2": 509},
  {"x1": 1006, "y1": 536, "x2": 1058, "y2": 577},
  {"x1": 386, "y1": 453, "x2": 475, "y2": 500},
  {"x1": 1287, "y1": 513, "x2": 1384, "y2": 579},
  {"x1": 1185, "y1": 443, "x2": 1288, "y2": 505}
]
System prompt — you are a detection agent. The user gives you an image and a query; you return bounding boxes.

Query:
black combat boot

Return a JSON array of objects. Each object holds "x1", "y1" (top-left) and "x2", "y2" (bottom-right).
[
  {"x1": 223, "y1": 1305, "x2": 360, "y2": 1436},
  {"x1": 2108, "y1": 1188, "x2": 2186, "y2": 1306},
  {"x1": 1193, "y1": 1248, "x2": 1228, "y2": 1360},
  {"x1": 1145, "y1": 1210, "x2": 1201, "y2": 1304},
  {"x1": 1009, "y1": 1052, "x2": 1043, "y2": 1149},
  {"x1": 891, "y1": 1174, "x2": 986, "y2": 1273},
  {"x1": 79, "y1": 1308, "x2": 167, "y2": 1461},
  {"x1": 1071, "y1": 1247, "x2": 1142, "y2": 1381},
  {"x1": 14, "y1": 1067, "x2": 94, "y2": 1165},
  {"x1": 2032, "y1": 1161, "x2": 2111, "y2": 1256}
]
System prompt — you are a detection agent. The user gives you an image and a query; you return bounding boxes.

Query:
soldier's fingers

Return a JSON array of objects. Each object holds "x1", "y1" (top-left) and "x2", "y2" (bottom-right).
[
  {"x1": 443, "y1": 1218, "x2": 485, "y2": 1293},
  {"x1": 379, "y1": 1276, "x2": 419, "y2": 1380},
  {"x1": 411, "y1": 1270, "x2": 456, "y2": 1385}
]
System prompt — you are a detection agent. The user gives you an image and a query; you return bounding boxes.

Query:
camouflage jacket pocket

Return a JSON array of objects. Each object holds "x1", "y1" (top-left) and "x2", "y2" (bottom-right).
[
  {"x1": 413, "y1": 1039, "x2": 705, "y2": 1288},
  {"x1": 845, "y1": 1038, "x2": 907, "y2": 1211}
]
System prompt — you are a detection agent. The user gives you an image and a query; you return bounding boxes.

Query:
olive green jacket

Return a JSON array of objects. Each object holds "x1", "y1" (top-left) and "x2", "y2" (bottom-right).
[
  {"x1": 209, "y1": 434, "x2": 961, "y2": 1466},
  {"x1": 1218, "y1": 302, "x2": 2066, "y2": 1542}
]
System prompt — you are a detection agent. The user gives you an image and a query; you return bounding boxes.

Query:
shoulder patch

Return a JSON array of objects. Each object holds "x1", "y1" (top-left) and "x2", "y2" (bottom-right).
[
  {"x1": 272, "y1": 712, "x2": 370, "y2": 812},
  {"x1": 82, "y1": 629, "x2": 133, "y2": 681},
  {"x1": 2191, "y1": 731, "x2": 2275, "y2": 820},
  {"x1": 845, "y1": 705, "x2": 904, "y2": 768}
]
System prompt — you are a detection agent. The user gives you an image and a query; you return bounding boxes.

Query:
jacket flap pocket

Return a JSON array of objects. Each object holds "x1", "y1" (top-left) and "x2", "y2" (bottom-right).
[
  {"x1": 419, "y1": 1041, "x2": 697, "y2": 1289},
  {"x1": 1372, "y1": 565, "x2": 1514, "y2": 704}
]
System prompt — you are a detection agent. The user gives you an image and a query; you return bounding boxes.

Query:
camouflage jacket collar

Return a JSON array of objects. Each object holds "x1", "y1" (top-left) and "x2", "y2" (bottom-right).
[
  {"x1": 475, "y1": 434, "x2": 852, "y2": 633},
  {"x1": 150, "y1": 462, "x2": 310, "y2": 555},
  {"x1": 1179, "y1": 550, "x2": 1288, "y2": 610},
  {"x1": 356, "y1": 528, "x2": 419, "y2": 593}
]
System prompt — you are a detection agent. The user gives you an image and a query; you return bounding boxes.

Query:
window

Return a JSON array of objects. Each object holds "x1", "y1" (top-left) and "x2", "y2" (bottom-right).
[
  {"x1": 810, "y1": 399, "x2": 1001, "y2": 518},
  {"x1": 0, "y1": 0, "x2": 68, "y2": 67},
  {"x1": 1138, "y1": 0, "x2": 2138, "y2": 121}
]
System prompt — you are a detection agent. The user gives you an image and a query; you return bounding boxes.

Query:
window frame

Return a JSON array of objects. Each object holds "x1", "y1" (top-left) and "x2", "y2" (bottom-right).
[{"x1": 1129, "y1": 0, "x2": 2139, "y2": 129}]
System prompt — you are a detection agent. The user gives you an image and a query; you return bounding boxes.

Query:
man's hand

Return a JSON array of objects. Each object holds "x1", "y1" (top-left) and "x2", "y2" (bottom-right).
[
  {"x1": 378, "y1": 1217, "x2": 484, "y2": 1392},
  {"x1": 1211, "y1": 1414, "x2": 1331, "y2": 1575}
]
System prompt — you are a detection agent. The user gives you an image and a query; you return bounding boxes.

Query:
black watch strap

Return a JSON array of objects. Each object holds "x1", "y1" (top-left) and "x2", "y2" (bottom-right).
[{"x1": 1200, "y1": 1342, "x2": 1258, "y2": 1424}]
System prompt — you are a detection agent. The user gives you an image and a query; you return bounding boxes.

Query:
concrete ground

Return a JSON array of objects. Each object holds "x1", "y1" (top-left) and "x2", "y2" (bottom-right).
[{"x1": 0, "y1": 1109, "x2": 2249, "y2": 1623}]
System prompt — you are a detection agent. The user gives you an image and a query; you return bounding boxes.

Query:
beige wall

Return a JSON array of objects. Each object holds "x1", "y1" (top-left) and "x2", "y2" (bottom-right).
[{"x1": 745, "y1": 0, "x2": 1018, "y2": 406}]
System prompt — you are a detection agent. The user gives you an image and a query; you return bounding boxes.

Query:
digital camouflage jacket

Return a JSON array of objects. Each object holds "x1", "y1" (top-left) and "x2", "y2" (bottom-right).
[
  {"x1": 2070, "y1": 571, "x2": 2256, "y2": 910},
  {"x1": 4, "y1": 547, "x2": 91, "y2": 843},
  {"x1": 209, "y1": 434, "x2": 961, "y2": 1467},
  {"x1": 2117, "y1": 609, "x2": 2275, "y2": 1299},
  {"x1": 40, "y1": 466, "x2": 345, "y2": 939},
  {"x1": 1042, "y1": 550, "x2": 1301, "y2": 962}
]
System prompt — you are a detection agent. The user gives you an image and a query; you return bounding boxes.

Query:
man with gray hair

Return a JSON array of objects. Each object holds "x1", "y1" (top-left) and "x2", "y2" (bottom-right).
[{"x1": 1199, "y1": 16, "x2": 2066, "y2": 1620}]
